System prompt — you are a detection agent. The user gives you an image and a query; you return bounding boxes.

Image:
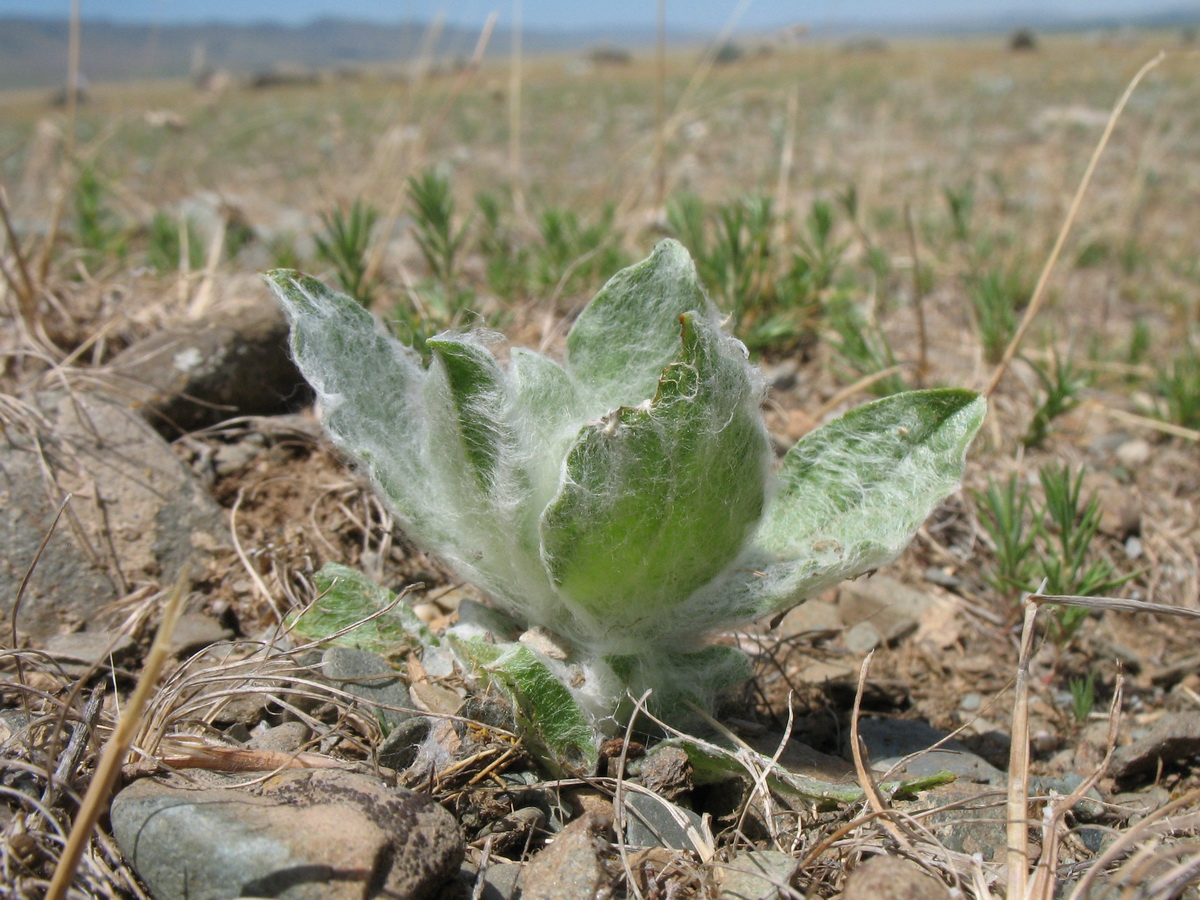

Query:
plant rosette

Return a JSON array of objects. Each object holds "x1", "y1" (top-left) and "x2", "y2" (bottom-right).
[{"x1": 266, "y1": 239, "x2": 985, "y2": 774}]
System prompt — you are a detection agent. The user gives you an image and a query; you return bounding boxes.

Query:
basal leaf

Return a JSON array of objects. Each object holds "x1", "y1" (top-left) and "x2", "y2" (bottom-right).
[
  {"x1": 693, "y1": 389, "x2": 986, "y2": 623},
  {"x1": 264, "y1": 271, "x2": 441, "y2": 539},
  {"x1": 453, "y1": 638, "x2": 598, "y2": 776},
  {"x1": 287, "y1": 562, "x2": 437, "y2": 654},
  {"x1": 654, "y1": 737, "x2": 955, "y2": 808}
]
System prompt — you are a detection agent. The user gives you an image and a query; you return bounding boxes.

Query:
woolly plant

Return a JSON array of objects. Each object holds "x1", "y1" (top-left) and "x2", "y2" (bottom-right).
[{"x1": 265, "y1": 239, "x2": 985, "y2": 771}]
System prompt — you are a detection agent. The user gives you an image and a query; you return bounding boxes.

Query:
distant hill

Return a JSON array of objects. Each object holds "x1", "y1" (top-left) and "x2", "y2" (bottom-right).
[
  {"x1": 0, "y1": 16, "x2": 700, "y2": 90},
  {"x1": 1, "y1": 9, "x2": 1196, "y2": 91}
]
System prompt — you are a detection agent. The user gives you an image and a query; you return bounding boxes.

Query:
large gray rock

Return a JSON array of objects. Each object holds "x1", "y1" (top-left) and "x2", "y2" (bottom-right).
[
  {"x1": 0, "y1": 390, "x2": 227, "y2": 639},
  {"x1": 110, "y1": 769, "x2": 463, "y2": 900},
  {"x1": 102, "y1": 297, "x2": 308, "y2": 434}
]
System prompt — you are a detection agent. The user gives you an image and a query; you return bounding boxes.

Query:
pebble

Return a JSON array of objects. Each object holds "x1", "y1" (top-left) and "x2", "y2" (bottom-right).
[
  {"x1": 775, "y1": 599, "x2": 843, "y2": 638},
  {"x1": 842, "y1": 620, "x2": 883, "y2": 654},
  {"x1": 854, "y1": 717, "x2": 1006, "y2": 785},
  {"x1": 1110, "y1": 711, "x2": 1200, "y2": 783},
  {"x1": 837, "y1": 575, "x2": 932, "y2": 646},
  {"x1": 168, "y1": 613, "x2": 234, "y2": 656},
  {"x1": 623, "y1": 791, "x2": 710, "y2": 853},
  {"x1": 44, "y1": 632, "x2": 136, "y2": 668},
  {"x1": 1114, "y1": 437, "x2": 1152, "y2": 468},
  {"x1": 903, "y1": 781, "x2": 1007, "y2": 860},
  {"x1": 247, "y1": 721, "x2": 310, "y2": 755},
  {"x1": 717, "y1": 849, "x2": 796, "y2": 899},
  {"x1": 321, "y1": 646, "x2": 413, "y2": 731},
  {"x1": 840, "y1": 854, "x2": 951, "y2": 900},
  {"x1": 110, "y1": 769, "x2": 463, "y2": 900},
  {"x1": 520, "y1": 811, "x2": 614, "y2": 900}
]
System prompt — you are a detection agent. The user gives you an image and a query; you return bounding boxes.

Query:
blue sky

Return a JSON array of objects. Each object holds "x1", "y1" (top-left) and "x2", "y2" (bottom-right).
[{"x1": 0, "y1": 1, "x2": 1184, "y2": 31}]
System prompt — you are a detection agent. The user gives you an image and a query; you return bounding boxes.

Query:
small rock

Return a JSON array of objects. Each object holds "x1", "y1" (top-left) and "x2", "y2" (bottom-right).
[
  {"x1": 623, "y1": 791, "x2": 710, "y2": 853},
  {"x1": 776, "y1": 599, "x2": 842, "y2": 638},
  {"x1": 44, "y1": 632, "x2": 136, "y2": 668},
  {"x1": 476, "y1": 806, "x2": 547, "y2": 857},
  {"x1": 461, "y1": 860, "x2": 523, "y2": 900},
  {"x1": 1114, "y1": 437, "x2": 1152, "y2": 468},
  {"x1": 1032, "y1": 773, "x2": 1105, "y2": 821},
  {"x1": 638, "y1": 745, "x2": 692, "y2": 801},
  {"x1": 169, "y1": 613, "x2": 233, "y2": 656},
  {"x1": 1087, "y1": 472, "x2": 1142, "y2": 539},
  {"x1": 904, "y1": 781, "x2": 1007, "y2": 860},
  {"x1": 840, "y1": 854, "x2": 951, "y2": 900},
  {"x1": 322, "y1": 647, "x2": 413, "y2": 731},
  {"x1": 1108, "y1": 786, "x2": 1169, "y2": 823},
  {"x1": 746, "y1": 733, "x2": 855, "y2": 783},
  {"x1": 960, "y1": 692, "x2": 982, "y2": 712},
  {"x1": 718, "y1": 849, "x2": 796, "y2": 899},
  {"x1": 837, "y1": 575, "x2": 932, "y2": 646},
  {"x1": 103, "y1": 298, "x2": 308, "y2": 435},
  {"x1": 1111, "y1": 711, "x2": 1200, "y2": 783},
  {"x1": 247, "y1": 721, "x2": 310, "y2": 755},
  {"x1": 853, "y1": 717, "x2": 1006, "y2": 785},
  {"x1": 521, "y1": 812, "x2": 615, "y2": 900},
  {"x1": 378, "y1": 715, "x2": 433, "y2": 772},
  {"x1": 110, "y1": 769, "x2": 463, "y2": 900},
  {"x1": 843, "y1": 620, "x2": 883, "y2": 653}
]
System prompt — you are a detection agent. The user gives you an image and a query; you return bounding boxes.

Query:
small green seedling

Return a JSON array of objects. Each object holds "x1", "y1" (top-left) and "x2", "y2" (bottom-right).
[
  {"x1": 266, "y1": 240, "x2": 985, "y2": 771},
  {"x1": 314, "y1": 198, "x2": 379, "y2": 307}
]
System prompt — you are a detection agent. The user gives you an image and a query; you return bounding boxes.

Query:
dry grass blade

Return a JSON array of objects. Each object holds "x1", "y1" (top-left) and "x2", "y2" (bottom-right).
[
  {"x1": 849, "y1": 650, "x2": 914, "y2": 852},
  {"x1": 1034, "y1": 592, "x2": 1200, "y2": 620},
  {"x1": 1100, "y1": 406, "x2": 1200, "y2": 442},
  {"x1": 0, "y1": 186, "x2": 38, "y2": 324},
  {"x1": 1068, "y1": 787, "x2": 1200, "y2": 900},
  {"x1": 45, "y1": 569, "x2": 187, "y2": 900},
  {"x1": 984, "y1": 52, "x2": 1165, "y2": 398},
  {"x1": 1006, "y1": 595, "x2": 1040, "y2": 899},
  {"x1": 1027, "y1": 675, "x2": 1123, "y2": 900}
]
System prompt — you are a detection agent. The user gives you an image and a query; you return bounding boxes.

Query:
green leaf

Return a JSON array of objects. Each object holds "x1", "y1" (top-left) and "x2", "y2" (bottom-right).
[
  {"x1": 565, "y1": 239, "x2": 713, "y2": 412},
  {"x1": 540, "y1": 312, "x2": 770, "y2": 644},
  {"x1": 695, "y1": 389, "x2": 986, "y2": 623},
  {"x1": 508, "y1": 349, "x2": 582, "y2": 515},
  {"x1": 606, "y1": 644, "x2": 752, "y2": 717},
  {"x1": 425, "y1": 336, "x2": 510, "y2": 491},
  {"x1": 287, "y1": 562, "x2": 438, "y2": 654},
  {"x1": 453, "y1": 638, "x2": 598, "y2": 776},
  {"x1": 264, "y1": 271, "x2": 443, "y2": 541},
  {"x1": 653, "y1": 737, "x2": 955, "y2": 808}
]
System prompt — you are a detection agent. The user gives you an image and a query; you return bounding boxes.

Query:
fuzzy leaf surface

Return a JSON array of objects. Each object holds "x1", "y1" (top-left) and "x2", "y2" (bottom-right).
[
  {"x1": 694, "y1": 389, "x2": 986, "y2": 624},
  {"x1": 541, "y1": 312, "x2": 769, "y2": 642},
  {"x1": 287, "y1": 562, "x2": 437, "y2": 654},
  {"x1": 264, "y1": 271, "x2": 444, "y2": 541},
  {"x1": 425, "y1": 336, "x2": 510, "y2": 491},
  {"x1": 565, "y1": 239, "x2": 713, "y2": 412},
  {"x1": 454, "y1": 638, "x2": 598, "y2": 776}
]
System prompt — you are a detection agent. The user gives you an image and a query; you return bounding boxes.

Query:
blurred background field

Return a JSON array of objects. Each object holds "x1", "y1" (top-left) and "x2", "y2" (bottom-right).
[{"x1": 1, "y1": 6, "x2": 1199, "y2": 897}]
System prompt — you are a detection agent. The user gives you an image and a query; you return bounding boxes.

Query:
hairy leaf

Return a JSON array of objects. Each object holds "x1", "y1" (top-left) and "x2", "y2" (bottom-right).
[{"x1": 287, "y1": 562, "x2": 437, "y2": 654}]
